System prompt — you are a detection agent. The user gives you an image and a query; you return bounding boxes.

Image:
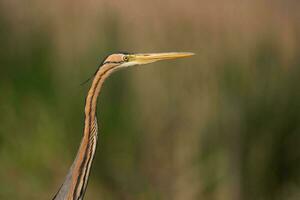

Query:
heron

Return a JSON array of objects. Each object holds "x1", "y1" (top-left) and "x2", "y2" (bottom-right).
[{"x1": 52, "y1": 52, "x2": 194, "y2": 200}]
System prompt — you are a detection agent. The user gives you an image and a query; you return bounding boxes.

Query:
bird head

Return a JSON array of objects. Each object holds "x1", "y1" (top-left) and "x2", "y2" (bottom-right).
[{"x1": 102, "y1": 52, "x2": 194, "y2": 68}]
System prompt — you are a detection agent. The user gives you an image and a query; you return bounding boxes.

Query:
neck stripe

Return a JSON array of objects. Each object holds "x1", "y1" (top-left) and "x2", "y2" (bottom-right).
[{"x1": 72, "y1": 64, "x2": 115, "y2": 199}]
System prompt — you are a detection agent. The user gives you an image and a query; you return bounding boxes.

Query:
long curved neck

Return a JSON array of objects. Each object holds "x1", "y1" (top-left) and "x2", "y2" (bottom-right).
[{"x1": 53, "y1": 63, "x2": 118, "y2": 200}]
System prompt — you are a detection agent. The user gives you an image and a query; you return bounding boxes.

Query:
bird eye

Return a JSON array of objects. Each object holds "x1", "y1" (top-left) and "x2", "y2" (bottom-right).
[{"x1": 123, "y1": 55, "x2": 129, "y2": 62}]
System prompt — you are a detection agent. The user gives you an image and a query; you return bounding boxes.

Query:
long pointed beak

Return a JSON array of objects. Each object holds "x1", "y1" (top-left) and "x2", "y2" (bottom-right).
[{"x1": 129, "y1": 52, "x2": 194, "y2": 65}]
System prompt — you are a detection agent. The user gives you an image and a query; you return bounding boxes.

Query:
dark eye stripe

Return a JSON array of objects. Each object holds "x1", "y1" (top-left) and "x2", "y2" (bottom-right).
[{"x1": 103, "y1": 61, "x2": 124, "y2": 65}]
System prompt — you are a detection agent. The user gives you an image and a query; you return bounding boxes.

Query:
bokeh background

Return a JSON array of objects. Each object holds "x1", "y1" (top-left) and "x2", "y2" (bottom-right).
[{"x1": 0, "y1": 0, "x2": 300, "y2": 199}]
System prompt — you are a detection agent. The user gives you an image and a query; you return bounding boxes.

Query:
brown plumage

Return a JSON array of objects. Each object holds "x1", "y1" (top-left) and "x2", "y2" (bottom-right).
[{"x1": 52, "y1": 52, "x2": 194, "y2": 200}]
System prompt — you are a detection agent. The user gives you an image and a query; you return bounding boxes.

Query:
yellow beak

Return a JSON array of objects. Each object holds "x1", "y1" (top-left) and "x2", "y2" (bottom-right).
[{"x1": 129, "y1": 52, "x2": 194, "y2": 65}]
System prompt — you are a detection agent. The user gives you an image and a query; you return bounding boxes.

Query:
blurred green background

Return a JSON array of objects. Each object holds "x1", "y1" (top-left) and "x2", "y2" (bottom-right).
[{"x1": 0, "y1": 0, "x2": 299, "y2": 199}]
